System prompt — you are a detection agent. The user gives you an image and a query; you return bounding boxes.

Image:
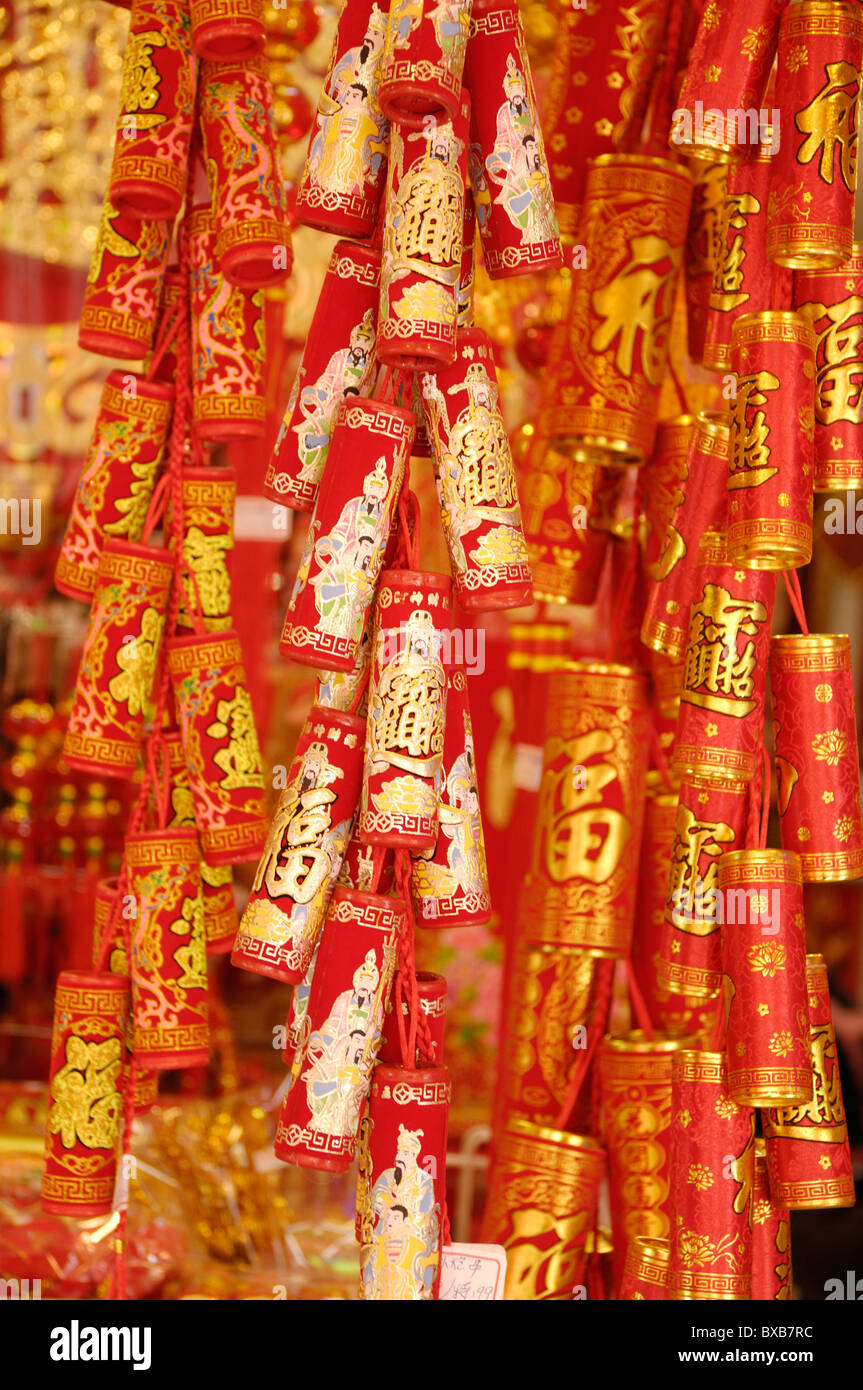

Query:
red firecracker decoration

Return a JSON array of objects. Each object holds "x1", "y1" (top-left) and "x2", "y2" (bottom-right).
[
  {"x1": 79, "y1": 203, "x2": 171, "y2": 359},
  {"x1": 379, "y1": 0, "x2": 470, "y2": 127},
  {"x1": 172, "y1": 464, "x2": 236, "y2": 631},
  {"x1": 378, "y1": 970, "x2": 447, "y2": 1065},
  {"x1": 618, "y1": 1238, "x2": 670, "y2": 1301},
  {"x1": 793, "y1": 247, "x2": 863, "y2": 492},
  {"x1": 190, "y1": 0, "x2": 265, "y2": 60},
  {"x1": 752, "y1": 1139, "x2": 793, "y2": 1299},
  {"x1": 163, "y1": 732, "x2": 238, "y2": 955}
]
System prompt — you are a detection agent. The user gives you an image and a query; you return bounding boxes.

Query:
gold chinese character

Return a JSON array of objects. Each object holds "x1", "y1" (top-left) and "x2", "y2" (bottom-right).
[
  {"x1": 681, "y1": 583, "x2": 768, "y2": 717},
  {"x1": 795, "y1": 60, "x2": 862, "y2": 192},
  {"x1": 591, "y1": 235, "x2": 678, "y2": 386}
]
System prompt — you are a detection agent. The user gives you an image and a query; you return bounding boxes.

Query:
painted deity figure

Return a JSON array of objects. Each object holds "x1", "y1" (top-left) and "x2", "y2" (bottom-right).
[
  {"x1": 302, "y1": 948, "x2": 381, "y2": 1135},
  {"x1": 362, "y1": 1125, "x2": 440, "y2": 1299},
  {"x1": 291, "y1": 310, "x2": 377, "y2": 485},
  {"x1": 311, "y1": 458, "x2": 393, "y2": 641},
  {"x1": 437, "y1": 709, "x2": 486, "y2": 892},
  {"x1": 485, "y1": 53, "x2": 557, "y2": 243},
  {"x1": 307, "y1": 5, "x2": 390, "y2": 196}
]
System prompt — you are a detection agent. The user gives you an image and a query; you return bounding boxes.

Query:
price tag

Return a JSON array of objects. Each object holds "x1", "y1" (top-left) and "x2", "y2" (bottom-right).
[{"x1": 439, "y1": 1244, "x2": 506, "y2": 1301}]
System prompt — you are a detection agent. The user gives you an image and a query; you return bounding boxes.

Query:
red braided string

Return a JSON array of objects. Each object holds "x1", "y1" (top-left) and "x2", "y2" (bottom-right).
[
  {"x1": 625, "y1": 957, "x2": 655, "y2": 1040},
  {"x1": 144, "y1": 304, "x2": 180, "y2": 383},
  {"x1": 781, "y1": 568, "x2": 810, "y2": 636}
]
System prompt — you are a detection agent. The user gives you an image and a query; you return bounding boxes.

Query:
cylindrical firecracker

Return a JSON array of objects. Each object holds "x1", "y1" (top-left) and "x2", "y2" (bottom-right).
[
  {"x1": 199, "y1": 56, "x2": 292, "y2": 288},
  {"x1": 658, "y1": 774, "x2": 750, "y2": 999},
  {"x1": 457, "y1": 187, "x2": 476, "y2": 325},
  {"x1": 282, "y1": 940, "x2": 320, "y2": 1069},
  {"x1": 134, "y1": 1064, "x2": 159, "y2": 1113},
  {"x1": 764, "y1": 954, "x2": 855, "y2": 1208},
  {"x1": 493, "y1": 944, "x2": 594, "y2": 1134},
  {"x1": 793, "y1": 247, "x2": 863, "y2": 491},
  {"x1": 719, "y1": 849, "x2": 811, "y2": 1106},
  {"x1": 671, "y1": 0, "x2": 784, "y2": 161},
  {"x1": 650, "y1": 652, "x2": 687, "y2": 760},
  {"x1": 672, "y1": 531, "x2": 776, "y2": 784},
  {"x1": 541, "y1": 0, "x2": 668, "y2": 241},
  {"x1": 163, "y1": 731, "x2": 238, "y2": 954},
  {"x1": 640, "y1": 413, "x2": 731, "y2": 658},
  {"x1": 42, "y1": 971, "x2": 129, "y2": 1216},
  {"x1": 410, "y1": 664, "x2": 490, "y2": 926},
  {"x1": 264, "y1": 240, "x2": 380, "y2": 511},
  {"x1": 519, "y1": 663, "x2": 650, "y2": 957},
  {"x1": 464, "y1": 0, "x2": 561, "y2": 279},
  {"x1": 667, "y1": 1051, "x2": 755, "y2": 1301},
  {"x1": 79, "y1": 202, "x2": 171, "y2": 359},
  {"x1": 274, "y1": 887, "x2": 404, "y2": 1171},
  {"x1": 92, "y1": 876, "x2": 127, "y2": 975},
  {"x1": 422, "y1": 327, "x2": 531, "y2": 610},
  {"x1": 619, "y1": 1237, "x2": 670, "y2": 1301},
  {"x1": 768, "y1": 1, "x2": 863, "y2": 270},
  {"x1": 704, "y1": 149, "x2": 793, "y2": 373},
  {"x1": 727, "y1": 311, "x2": 816, "y2": 569},
  {"x1": 55, "y1": 373, "x2": 173, "y2": 602},
  {"x1": 630, "y1": 783, "x2": 687, "y2": 1031},
  {"x1": 378, "y1": 971, "x2": 447, "y2": 1065},
  {"x1": 542, "y1": 156, "x2": 692, "y2": 464},
  {"x1": 63, "y1": 541, "x2": 173, "y2": 778},
  {"x1": 108, "y1": 0, "x2": 198, "y2": 221},
  {"x1": 377, "y1": 92, "x2": 469, "y2": 371},
  {"x1": 358, "y1": 1062, "x2": 450, "y2": 1299},
  {"x1": 167, "y1": 630, "x2": 268, "y2": 865},
  {"x1": 520, "y1": 445, "x2": 611, "y2": 606},
  {"x1": 337, "y1": 835, "x2": 396, "y2": 895},
  {"x1": 482, "y1": 1120, "x2": 606, "y2": 1300},
  {"x1": 126, "y1": 829, "x2": 209, "y2": 1069},
  {"x1": 233, "y1": 707, "x2": 364, "y2": 984},
  {"x1": 752, "y1": 1138, "x2": 793, "y2": 1299},
  {"x1": 171, "y1": 464, "x2": 235, "y2": 630},
  {"x1": 769, "y1": 634, "x2": 863, "y2": 881},
  {"x1": 316, "y1": 631, "x2": 372, "y2": 716},
  {"x1": 685, "y1": 163, "x2": 727, "y2": 365},
  {"x1": 189, "y1": 205, "x2": 266, "y2": 442},
  {"x1": 641, "y1": 416, "x2": 697, "y2": 580},
  {"x1": 279, "y1": 398, "x2": 413, "y2": 672},
  {"x1": 190, "y1": 0, "x2": 265, "y2": 60},
  {"x1": 379, "y1": 0, "x2": 470, "y2": 127},
  {"x1": 360, "y1": 570, "x2": 452, "y2": 849},
  {"x1": 599, "y1": 1031, "x2": 695, "y2": 1295},
  {"x1": 295, "y1": 0, "x2": 390, "y2": 237}
]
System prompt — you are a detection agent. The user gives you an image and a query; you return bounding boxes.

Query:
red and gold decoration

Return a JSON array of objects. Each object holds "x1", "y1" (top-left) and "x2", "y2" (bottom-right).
[
  {"x1": 751, "y1": 1140, "x2": 792, "y2": 1300},
  {"x1": 763, "y1": 954, "x2": 856, "y2": 1210},
  {"x1": 379, "y1": 0, "x2": 470, "y2": 128},
  {"x1": 164, "y1": 731, "x2": 238, "y2": 955},
  {"x1": 717, "y1": 849, "x2": 812, "y2": 1107},
  {"x1": 618, "y1": 1238, "x2": 670, "y2": 1302},
  {"x1": 79, "y1": 205, "x2": 172, "y2": 359},
  {"x1": 667, "y1": 1051, "x2": 754, "y2": 1301},
  {"x1": 41, "y1": 971, "x2": 129, "y2": 1217},
  {"x1": 769, "y1": 634, "x2": 863, "y2": 882},
  {"x1": 793, "y1": 248, "x2": 863, "y2": 492},
  {"x1": 172, "y1": 465, "x2": 236, "y2": 631},
  {"x1": 379, "y1": 970, "x2": 447, "y2": 1065},
  {"x1": 190, "y1": 0, "x2": 265, "y2": 61}
]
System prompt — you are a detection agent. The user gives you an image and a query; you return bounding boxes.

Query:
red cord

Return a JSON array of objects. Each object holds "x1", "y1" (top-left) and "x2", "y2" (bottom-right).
[{"x1": 781, "y1": 569, "x2": 810, "y2": 636}]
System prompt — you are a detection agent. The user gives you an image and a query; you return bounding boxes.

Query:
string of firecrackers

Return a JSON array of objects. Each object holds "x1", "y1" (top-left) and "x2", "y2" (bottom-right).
[
  {"x1": 228, "y1": 0, "x2": 570, "y2": 1302},
  {"x1": 481, "y1": 0, "x2": 863, "y2": 1301},
  {"x1": 40, "y1": 0, "x2": 295, "y2": 1298}
]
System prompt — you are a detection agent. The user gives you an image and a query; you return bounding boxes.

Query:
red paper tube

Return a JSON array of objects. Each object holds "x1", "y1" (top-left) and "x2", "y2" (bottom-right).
[
  {"x1": 357, "y1": 1062, "x2": 450, "y2": 1299},
  {"x1": 360, "y1": 569, "x2": 453, "y2": 850},
  {"x1": 684, "y1": 163, "x2": 727, "y2": 366},
  {"x1": 703, "y1": 148, "x2": 793, "y2": 374},
  {"x1": 79, "y1": 202, "x2": 171, "y2": 359},
  {"x1": 769, "y1": 633, "x2": 863, "y2": 881},
  {"x1": 599, "y1": 1031, "x2": 697, "y2": 1295},
  {"x1": 264, "y1": 239, "x2": 380, "y2": 511},
  {"x1": 337, "y1": 835, "x2": 396, "y2": 896},
  {"x1": 378, "y1": 970, "x2": 447, "y2": 1065},
  {"x1": 274, "y1": 887, "x2": 404, "y2": 1172},
  {"x1": 167, "y1": 630, "x2": 268, "y2": 865},
  {"x1": 763, "y1": 954, "x2": 855, "y2": 1209},
  {"x1": 671, "y1": 531, "x2": 776, "y2": 785},
  {"x1": 482, "y1": 1120, "x2": 606, "y2": 1299},
  {"x1": 282, "y1": 939, "x2": 320, "y2": 1069},
  {"x1": 190, "y1": 0, "x2": 265, "y2": 60},
  {"x1": 457, "y1": 187, "x2": 476, "y2": 326},
  {"x1": 752, "y1": 1138, "x2": 793, "y2": 1299},
  {"x1": 164, "y1": 731, "x2": 238, "y2": 955},
  {"x1": 658, "y1": 773, "x2": 749, "y2": 1000},
  {"x1": 618, "y1": 1238, "x2": 670, "y2": 1301},
  {"x1": 42, "y1": 970, "x2": 130, "y2": 1216},
  {"x1": 189, "y1": 205, "x2": 266, "y2": 442},
  {"x1": 63, "y1": 541, "x2": 173, "y2": 778},
  {"x1": 295, "y1": 0, "x2": 390, "y2": 238},
  {"x1": 670, "y1": 0, "x2": 784, "y2": 161},
  {"x1": 540, "y1": 155, "x2": 693, "y2": 465},
  {"x1": 768, "y1": 1, "x2": 863, "y2": 270},
  {"x1": 727, "y1": 311, "x2": 816, "y2": 569},
  {"x1": 377, "y1": 92, "x2": 470, "y2": 371},
  {"x1": 640, "y1": 413, "x2": 731, "y2": 659},
  {"x1": 199, "y1": 55, "x2": 292, "y2": 289},
  {"x1": 422, "y1": 326, "x2": 532, "y2": 610},
  {"x1": 718, "y1": 849, "x2": 811, "y2": 1107},
  {"x1": 541, "y1": 0, "x2": 668, "y2": 241},
  {"x1": 641, "y1": 415, "x2": 697, "y2": 581},
  {"x1": 518, "y1": 662, "x2": 650, "y2": 957},
  {"x1": 279, "y1": 398, "x2": 413, "y2": 672},
  {"x1": 792, "y1": 246, "x2": 863, "y2": 491},
  {"x1": 410, "y1": 663, "x2": 490, "y2": 926},
  {"x1": 667, "y1": 1051, "x2": 755, "y2": 1301},
  {"x1": 91, "y1": 875, "x2": 127, "y2": 974},
  {"x1": 464, "y1": 0, "x2": 560, "y2": 279},
  {"x1": 55, "y1": 372, "x2": 173, "y2": 602},
  {"x1": 520, "y1": 445, "x2": 611, "y2": 606},
  {"x1": 170, "y1": 464, "x2": 236, "y2": 631},
  {"x1": 108, "y1": 0, "x2": 198, "y2": 221},
  {"x1": 126, "y1": 829, "x2": 210, "y2": 1070},
  {"x1": 232, "y1": 706, "x2": 364, "y2": 984},
  {"x1": 379, "y1": 0, "x2": 470, "y2": 128}
]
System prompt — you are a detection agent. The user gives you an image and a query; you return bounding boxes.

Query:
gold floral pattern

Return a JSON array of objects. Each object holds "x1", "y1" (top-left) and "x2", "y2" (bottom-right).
[
  {"x1": 833, "y1": 816, "x2": 856, "y2": 844},
  {"x1": 769, "y1": 1030, "x2": 795, "y2": 1058},
  {"x1": 747, "y1": 942, "x2": 787, "y2": 977},
  {"x1": 811, "y1": 729, "x2": 848, "y2": 764},
  {"x1": 687, "y1": 1163, "x2": 714, "y2": 1191},
  {"x1": 714, "y1": 1095, "x2": 739, "y2": 1119}
]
